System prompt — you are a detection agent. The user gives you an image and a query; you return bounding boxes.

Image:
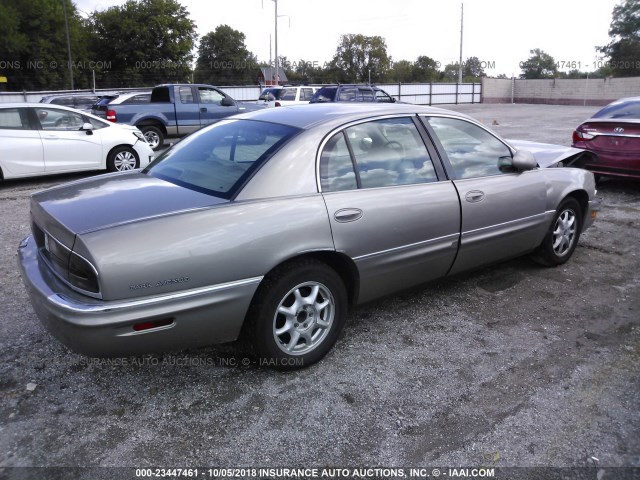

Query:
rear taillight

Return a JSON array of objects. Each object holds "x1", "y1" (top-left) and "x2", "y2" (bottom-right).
[
  {"x1": 573, "y1": 129, "x2": 594, "y2": 143},
  {"x1": 106, "y1": 109, "x2": 117, "y2": 122},
  {"x1": 275, "y1": 101, "x2": 281, "y2": 107},
  {"x1": 68, "y1": 252, "x2": 99, "y2": 294}
]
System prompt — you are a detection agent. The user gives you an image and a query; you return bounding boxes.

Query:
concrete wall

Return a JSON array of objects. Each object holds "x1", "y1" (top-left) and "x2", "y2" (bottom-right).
[{"x1": 482, "y1": 76, "x2": 640, "y2": 105}]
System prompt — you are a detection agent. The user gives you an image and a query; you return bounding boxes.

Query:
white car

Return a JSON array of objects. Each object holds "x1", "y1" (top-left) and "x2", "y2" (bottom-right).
[
  {"x1": 0, "y1": 103, "x2": 154, "y2": 180},
  {"x1": 256, "y1": 85, "x2": 318, "y2": 107}
]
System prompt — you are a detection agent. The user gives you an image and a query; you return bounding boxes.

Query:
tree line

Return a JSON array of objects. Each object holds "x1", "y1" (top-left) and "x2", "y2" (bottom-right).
[{"x1": 0, "y1": 0, "x2": 638, "y2": 91}]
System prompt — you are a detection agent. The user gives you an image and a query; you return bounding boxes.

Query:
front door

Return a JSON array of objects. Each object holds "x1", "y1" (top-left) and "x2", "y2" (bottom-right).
[{"x1": 421, "y1": 115, "x2": 548, "y2": 274}]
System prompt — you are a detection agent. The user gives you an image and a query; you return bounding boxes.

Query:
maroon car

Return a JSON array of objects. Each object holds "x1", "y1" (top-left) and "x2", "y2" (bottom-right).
[{"x1": 572, "y1": 97, "x2": 640, "y2": 180}]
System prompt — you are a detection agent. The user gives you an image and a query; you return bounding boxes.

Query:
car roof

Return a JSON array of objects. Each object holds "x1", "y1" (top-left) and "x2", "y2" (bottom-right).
[{"x1": 234, "y1": 103, "x2": 473, "y2": 130}]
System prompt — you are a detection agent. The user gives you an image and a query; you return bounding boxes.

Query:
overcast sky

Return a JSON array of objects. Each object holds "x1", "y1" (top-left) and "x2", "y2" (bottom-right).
[{"x1": 76, "y1": 0, "x2": 620, "y2": 77}]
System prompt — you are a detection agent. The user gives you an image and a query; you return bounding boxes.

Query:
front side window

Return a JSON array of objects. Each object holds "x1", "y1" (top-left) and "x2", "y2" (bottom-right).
[
  {"x1": 145, "y1": 119, "x2": 299, "y2": 198},
  {"x1": 35, "y1": 107, "x2": 85, "y2": 131},
  {"x1": 198, "y1": 88, "x2": 225, "y2": 104},
  {"x1": 424, "y1": 116, "x2": 513, "y2": 179},
  {"x1": 279, "y1": 88, "x2": 297, "y2": 101},
  {"x1": 358, "y1": 87, "x2": 374, "y2": 101},
  {"x1": 375, "y1": 89, "x2": 394, "y2": 103},
  {"x1": 320, "y1": 117, "x2": 438, "y2": 191}
]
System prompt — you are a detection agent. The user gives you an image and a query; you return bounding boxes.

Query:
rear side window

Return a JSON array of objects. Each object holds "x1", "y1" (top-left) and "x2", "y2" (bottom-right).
[
  {"x1": 145, "y1": 119, "x2": 300, "y2": 198},
  {"x1": 280, "y1": 88, "x2": 297, "y2": 101},
  {"x1": 320, "y1": 117, "x2": 438, "y2": 191},
  {"x1": 300, "y1": 88, "x2": 314, "y2": 101},
  {"x1": 0, "y1": 108, "x2": 29, "y2": 129}
]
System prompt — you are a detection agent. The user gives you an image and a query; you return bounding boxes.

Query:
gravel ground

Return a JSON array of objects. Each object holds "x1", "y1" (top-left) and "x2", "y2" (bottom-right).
[{"x1": 0, "y1": 104, "x2": 638, "y2": 479}]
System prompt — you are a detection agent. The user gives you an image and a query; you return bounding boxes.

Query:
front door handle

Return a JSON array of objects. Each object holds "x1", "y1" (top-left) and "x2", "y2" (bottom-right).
[
  {"x1": 465, "y1": 190, "x2": 485, "y2": 203},
  {"x1": 334, "y1": 208, "x2": 363, "y2": 223},
  {"x1": 200, "y1": 107, "x2": 207, "y2": 112}
]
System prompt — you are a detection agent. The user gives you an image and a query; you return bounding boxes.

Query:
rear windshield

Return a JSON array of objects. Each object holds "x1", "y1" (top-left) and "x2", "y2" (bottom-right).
[
  {"x1": 144, "y1": 119, "x2": 300, "y2": 199},
  {"x1": 593, "y1": 100, "x2": 640, "y2": 119}
]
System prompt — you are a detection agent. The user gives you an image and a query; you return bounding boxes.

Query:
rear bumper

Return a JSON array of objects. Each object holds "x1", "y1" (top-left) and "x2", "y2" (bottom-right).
[{"x1": 18, "y1": 235, "x2": 260, "y2": 357}]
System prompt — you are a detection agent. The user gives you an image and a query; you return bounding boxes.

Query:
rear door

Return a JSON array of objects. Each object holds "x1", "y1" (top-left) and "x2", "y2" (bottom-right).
[
  {"x1": 173, "y1": 86, "x2": 201, "y2": 135},
  {"x1": 421, "y1": 115, "x2": 548, "y2": 274},
  {"x1": 34, "y1": 106, "x2": 103, "y2": 172},
  {"x1": 0, "y1": 107, "x2": 44, "y2": 177},
  {"x1": 320, "y1": 115, "x2": 461, "y2": 303}
]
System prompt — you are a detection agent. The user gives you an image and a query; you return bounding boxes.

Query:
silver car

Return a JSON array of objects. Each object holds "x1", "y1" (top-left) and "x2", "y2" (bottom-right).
[{"x1": 18, "y1": 104, "x2": 600, "y2": 368}]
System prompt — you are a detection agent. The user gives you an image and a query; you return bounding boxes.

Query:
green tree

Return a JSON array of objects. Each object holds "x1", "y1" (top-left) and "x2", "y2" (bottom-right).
[
  {"x1": 441, "y1": 63, "x2": 459, "y2": 82},
  {"x1": 194, "y1": 24, "x2": 258, "y2": 85},
  {"x1": 463, "y1": 56, "x2": 485, "y2": 79},
  {"x1": 519, "y1": 48, "x2": 557, "y2": 79},
  {"x1": 387, "y1": 60, "x2": 413, "y2": 82},
  {"x1": 599, "y1": 0, "x2": 640, "y2": 77},
  {"x1": 0, "y1": 0, "x2": 91, "y2": 90},
  {"x1": 88, "y1": 0, "x2": 197, "y2": 88},
  {"x1": 330, "y1": 34, "x2": 390, "y2": 83},
  {"x1": 412, "y1": 55, "x2": 440, "y2": 82}
]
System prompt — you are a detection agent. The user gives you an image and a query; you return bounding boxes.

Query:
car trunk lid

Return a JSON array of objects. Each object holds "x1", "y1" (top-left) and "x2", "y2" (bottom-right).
[
  {"x1": 580, "y1": 121, "x2": 640, "y2": 153},
  {"x1": 31, "y1": 172, "x2": 228, "y2": 240}
]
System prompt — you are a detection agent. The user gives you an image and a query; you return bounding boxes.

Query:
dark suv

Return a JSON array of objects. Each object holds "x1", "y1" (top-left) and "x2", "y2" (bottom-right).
[{"x1": 309, "y1": 84, "x2": 396, "y2": 104}]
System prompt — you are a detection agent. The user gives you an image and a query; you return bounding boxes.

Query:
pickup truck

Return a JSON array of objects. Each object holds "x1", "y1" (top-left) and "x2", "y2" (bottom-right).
[{"x1": 102, "y1": 84, "x2": 262, "y2": 150}]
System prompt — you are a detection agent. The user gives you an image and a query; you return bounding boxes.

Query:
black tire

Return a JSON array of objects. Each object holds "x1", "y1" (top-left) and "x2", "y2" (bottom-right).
[
  {"x1": 245, "y1": 259, "x2": 348, "y2": 370},
  {"x1": 140, "y1": 125, "x2": 164, "y2": 151},
  {"x1": 532, "y1": 197, "x2": 583, "y2": 267},
  {"x1": 107, "y1": 146, "x2": 139, "y2": 172}
]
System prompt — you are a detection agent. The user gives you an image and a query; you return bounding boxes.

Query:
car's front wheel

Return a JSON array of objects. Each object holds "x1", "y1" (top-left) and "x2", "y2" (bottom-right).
[
  {"x1": 246, "y1": 259, "x2": 348, "y2": 369},
  {"x1": 107, "y1": 146, "x2": 139, "y2": 172},
  {"x1": 532, "y1": 197, "x2": 583, "y2": 266}
]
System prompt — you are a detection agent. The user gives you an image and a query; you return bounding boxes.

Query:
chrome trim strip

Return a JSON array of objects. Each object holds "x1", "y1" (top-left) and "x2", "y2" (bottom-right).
[
  {"x1": 47, "y1": 276, "x2": 264, "y2": 313},
  {"x1": 462, "y1": 211, "x2": 552, "y2": 236},
  {"x1": 583, "y1": 132, "x2": 640, "y2": 139},
  {"x1": 353, "y1": 232, "x2": 459, "y2": 261}
]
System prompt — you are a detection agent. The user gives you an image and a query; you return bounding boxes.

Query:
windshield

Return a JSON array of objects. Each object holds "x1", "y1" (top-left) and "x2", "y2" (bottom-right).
[
  {"x1": 593, "y1": 99, "x2": 640, "y2": 119},
  {"x1": 144, "y1": 119, "x2": 300, "y2": 199}
]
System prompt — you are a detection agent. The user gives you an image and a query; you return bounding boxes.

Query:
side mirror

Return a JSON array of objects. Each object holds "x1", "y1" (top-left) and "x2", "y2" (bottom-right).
[
  {"x1": 221, "y1": 97, "x2": 235, "y2": 107},
  {"x1": 81, "y1": 122, "x2": 94, "y2": 135},
  {"x1": 512, "y1": 149, "x2": 537, "y2": 171}
]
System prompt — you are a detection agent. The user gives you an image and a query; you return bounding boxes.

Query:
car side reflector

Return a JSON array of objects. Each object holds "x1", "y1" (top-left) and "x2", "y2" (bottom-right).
[{"x1": 133, "y1": 318, "x2": 174, "y2": 332}]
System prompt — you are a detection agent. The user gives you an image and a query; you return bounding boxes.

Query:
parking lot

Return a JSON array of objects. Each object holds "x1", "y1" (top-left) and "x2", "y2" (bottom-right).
[{"x1": 0, "y1": 104, "x2": 638, "y2": 475}]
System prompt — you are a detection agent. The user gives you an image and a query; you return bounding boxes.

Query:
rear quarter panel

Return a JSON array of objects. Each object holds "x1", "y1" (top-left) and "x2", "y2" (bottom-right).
[{"x1": 76, "y1": 195, "x2": 334, "y2": 301}]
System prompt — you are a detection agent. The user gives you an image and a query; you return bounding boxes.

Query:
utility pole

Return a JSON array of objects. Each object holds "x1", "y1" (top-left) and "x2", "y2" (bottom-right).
[
  {"x1": 274, "y1": 0, "x2": 278, "y2": 85},
  {"x1": 458, "y1": 2, "x2": 464, "y2": 84},
  {"x1": 62, "y1": 0, "x2": 74, "y2": 90}
]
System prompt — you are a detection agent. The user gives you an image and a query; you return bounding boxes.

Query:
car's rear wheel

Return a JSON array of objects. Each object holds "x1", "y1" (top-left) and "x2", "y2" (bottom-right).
[
  {"x1": 107, "y1": 146, "x2": 139, "y2": 172},
  {"x1": 140, "y1": 125, "x2": 164, "y2": 150},
  {"x1": 246, "y1": 259, "x2": 348, "y2": 369},
  {"x1": 532, "y1": 197, "x2": 582, "y2": 266}
]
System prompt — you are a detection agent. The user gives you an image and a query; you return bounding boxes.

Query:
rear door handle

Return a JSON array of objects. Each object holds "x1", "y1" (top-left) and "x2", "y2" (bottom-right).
[
  {"x1": 465, "y1": 190, "x2": 485, "y2": 203},
  {"x1": 334, "y1": 208, "x2": 363, "y2": 223},
  {"x1": 200, "y1": 107, "x2": 207, "y2": 112}
]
